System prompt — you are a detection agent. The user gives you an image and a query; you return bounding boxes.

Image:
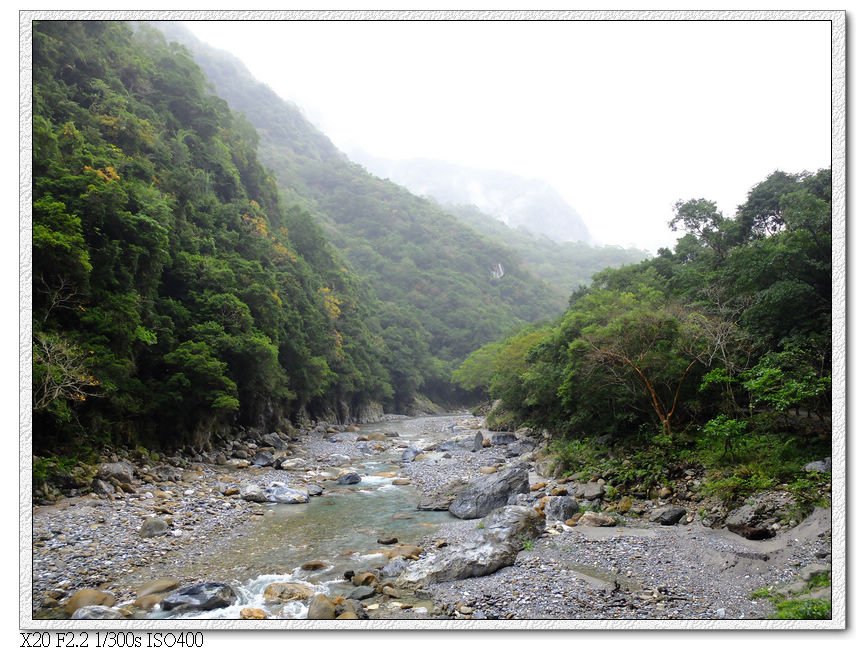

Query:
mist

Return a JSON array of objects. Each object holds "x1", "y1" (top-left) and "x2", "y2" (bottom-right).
[{"x1": 184, "y1": 18, "x2": 830, "y2": 252}]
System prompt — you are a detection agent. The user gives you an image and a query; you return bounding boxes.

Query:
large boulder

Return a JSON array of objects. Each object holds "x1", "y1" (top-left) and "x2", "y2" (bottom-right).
[
  {"x1": 262, "y1": 432, "x2": 287, "y2": 450},
  {"x1": 149, "y1": 464, "x2": 183, "y2": 483},
  {"x1": 439, "y1": 435, "x2": 480, "y2": 452},
  {"x1": 251, "y1": 451, "x2": 275, "y2": 467},
  {"x1": 240, "y1": 484, "x2": 267, "y2": 503},
  {"x1": 803, "y1": 458, "x2": 831, "y2": 473},
  {"x1": 506, "y1": 439, "x2": 537, "y2": 458},
  {"x1": 64, "y1": 589, "x2": 115, "y2": 615},
  {"x1": 578, "y1": 481, "x2": 606, "y2": 501},
  {"x1": 337, "y1": 472, "x2": 362, "y2": 485},
  {"x1": 579, "y1": 511, "x2": 617, "y2": 527},
  {"x1": 263, "y1": 582, "x2": 313, "y2": 603},
  {"x1": 71, "y1": 605, "x2": 125, "y2": 620},
  {"x1": 449, "y1": 467, "x2": 529, "y2": 519},
  {"x1": 160, "y1": 582, "x2": 237, "y2": 613},
  {"x1": 649, "y1": 506, "x2": 687, "y2": 526},
  {"x1": 399, "y1": 506, "x2": 544, "y2": 586},
  {"x1": 417, "y1": 479, "x2": 467, "y2": 511},
  {"x1": 139, "y1": 516, "x2": 169, "y2": 538},
  {"x1": 307, "y1": 593, "x2": 336, "y2": 619},
  {"x1": 725, "y1": 490, "x2": 797, "y2": 537},
  {"x1": 489, "y1": 432, "x2": 518, "y2": 446},
  {"x1": 265, "y1": 484, "x2": 309, "y2": 504},
  {"x1": 97, "y1": 461, "x2": 135, "y2": 485},
  {"x1": 546, "y1": 496, "x2": 580, "y2": 522}
]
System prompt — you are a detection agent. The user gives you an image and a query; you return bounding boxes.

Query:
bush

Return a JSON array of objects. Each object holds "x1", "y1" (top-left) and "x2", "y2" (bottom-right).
[{"x1": 773, "y1": 598, "x2": 831, "y2": 620}]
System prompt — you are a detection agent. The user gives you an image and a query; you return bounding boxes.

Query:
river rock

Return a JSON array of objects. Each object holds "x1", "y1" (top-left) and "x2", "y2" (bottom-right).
[
  {"x1": 252, "y1": 451, "x2": 275, "y2": 467},
  {"x1": 265, "y1": 485, "x2": 309, "y2": 504},
  {"x1": 307, "y1": 593, "x2": 336, "y2": 619},
  {"x1": 390, "y1": 544, "x2": 424, "y2": 559},
  {"x1": 139, "y1": 516, "x2": 169, "y2": 538},
  {"x1": 506, "y1": 439, "x2": 536, "y2": 457},
  {"x1": 150, "y1": 464, "x2": 183, "y2": 482},
  {"x1": 535, "y1": 458, "x2": 562, "y2": 477},
  {"x1": 725, "y1": 490, "x2": 797, "y2": 534},
  {"x1": 402, "y1": 448, "x2": 422, "y2": 463},
  {"x1": 338, "y1": 599, "x2": 368, "y2": 619},
  {"x1": 490, "y1": 432, "x2": 517, "y2": 446},
  {"x1": 378, "y1": 537, "x2": 398, "y2": 545},
  {"x1": 581, "y1": 481, "x2": 606, "y2": 501},
  {"x1": 97, "y1": 461, "x2": 135, "y2": 485},
  {"x1": 439, "y1": 435, "x2": 478, "y2": 452},
  {"x1": 473, "y1": 431, "x2": 484, "y2": 451},
  {"x1": 579, "y1": 511, "x2": 616, "y2": 527},
  {"x1": 348, "y1": 585, "x2": 376, "y2": 600},
  {"x1": 352, "y1": 571, "x2": 378, "y2": 586},
  {"x1": 380, "y1": 556, "x2": 411, "y2": 578},
  {"x1": 337, "y1": 472, "x2": 362, "y2": 485},
  {"x1": 803, "y1": 458, "x2": 831, "y2": 473},
  {"x1": 417, "y1": 479, "x2": 467, "y2": 511},
  {"x1": 650, "y1": 506, "x2": 687, "y2": 526},
  {"x1": 91, "y1": 478, "x2": 115, "y2": 496},
  {"x1": 240, "y1": 484, "x2": 267, "y2": 502},
  {"x1": 262, "y1": 432, "x2": 287, "y2": 450},
  {"x1": 133, "y1": 594, "x2": 167, "y2": 611},
  {"x1": 136, "y1": 578, "x2": 179, "y2": 597},
  {"x1": 161, "y1": 582, "x2": 237, "y2": 613},
  {"x1": 64, "y1": 588, "x2": 115, "y2": 614},
  {"x1": 263, "y1": 582, "x2": 313, "y2": 602},
  {"x1": 399, "y1": 506, "x2": 544, "y2": 586},
  {"x1": 71, "y1": 605, "x2": 125, "y2": 620},
  {"x1": 279, "y1": 458, "x2": 307, "y2": 471},
  {"x1": 546, "y1": 496, "x2": 580, "y2": 522},
  {"x1": 307, "y1": 484, "x2": 324, "y2": 497},
  {"x1": 449, "y1": 467, "x2": 529, "y2": 519},
  {"x1": 240, "y1": 607, "x2": 267, "y2": 619},
  {"x1": 301, "y1": 560, "x2": 328, "y2": 571}
]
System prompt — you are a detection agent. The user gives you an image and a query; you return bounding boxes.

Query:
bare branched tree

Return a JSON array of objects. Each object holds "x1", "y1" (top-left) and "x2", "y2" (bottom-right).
[{"x1": 33, "y1": 333, "x2": 100, "y2": 412}]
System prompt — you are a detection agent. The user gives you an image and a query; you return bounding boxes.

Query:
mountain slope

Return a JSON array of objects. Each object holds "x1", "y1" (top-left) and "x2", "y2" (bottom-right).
[
  {"x1": 351, "y1": 152, "x2": 593, "y2": 244},
  {"x1": 156, "y1": 24, "x2": 565, "y2": 382},
  {"x1": 32, "y1": 21, "x2": 397, "y2": 452}
]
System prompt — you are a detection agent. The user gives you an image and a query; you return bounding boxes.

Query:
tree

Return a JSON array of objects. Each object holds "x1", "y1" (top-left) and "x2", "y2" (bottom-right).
[
  {"x1": 574, "y1": 290, "x2": 719, "y2": 438},
  {"x1": 33, "y1": 333, "x2": 100, "y2": 420}
]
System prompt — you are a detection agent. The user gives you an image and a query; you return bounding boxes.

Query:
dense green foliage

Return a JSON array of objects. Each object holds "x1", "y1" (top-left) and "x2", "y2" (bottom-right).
[
  {"x1": 32, "y1": 21, "x2": 400, "y2": 452},
  {"x1": 457, "y1": 169, "x2": 832, "y2": 498},
  {"x1": 156, "y1": 23, "x2": 577, "y2": 406}
]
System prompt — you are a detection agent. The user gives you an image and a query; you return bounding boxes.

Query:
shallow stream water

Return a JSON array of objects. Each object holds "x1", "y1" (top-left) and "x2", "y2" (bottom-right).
[{"x1": 150, "y1": 415, "x2": 459, "y2": 619}]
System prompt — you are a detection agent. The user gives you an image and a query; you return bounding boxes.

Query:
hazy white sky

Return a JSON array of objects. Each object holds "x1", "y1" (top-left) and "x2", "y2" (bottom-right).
[{"x1": 184, "y1": 18, "x2": 830, "y2": 251}]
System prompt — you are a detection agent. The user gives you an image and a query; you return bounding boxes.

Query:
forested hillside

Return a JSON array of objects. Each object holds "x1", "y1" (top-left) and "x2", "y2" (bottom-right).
[
  {"x1": 348, "y1": 152, "x2": 595, "y2": 243},
  {"x1": 445, "y1": 203, "x2": 647, "y2": 301},
  {"x1": 155, "y1": 24, "x2": 585, "y2": 381},
  {"x1": 456, "y1": 169, "x2": 832, "y2": 504},
  {"x1": 32, "y1": 21, "x2": 403, "y2": 454}
]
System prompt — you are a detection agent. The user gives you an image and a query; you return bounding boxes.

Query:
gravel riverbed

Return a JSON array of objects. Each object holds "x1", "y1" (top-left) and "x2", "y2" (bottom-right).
[{"x1": 30, "y1": 414, "x2": 833, "y2": 622}]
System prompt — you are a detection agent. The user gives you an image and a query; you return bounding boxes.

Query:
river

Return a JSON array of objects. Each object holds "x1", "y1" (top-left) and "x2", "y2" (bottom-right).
[{"x1": 149, "y1": 415, "x2": 460, "y2": 619}]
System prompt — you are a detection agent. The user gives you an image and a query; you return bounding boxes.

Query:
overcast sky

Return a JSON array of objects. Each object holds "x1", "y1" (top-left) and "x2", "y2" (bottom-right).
[{"x1": 184, "y1": 18, "x2": 830, "y2": 252}]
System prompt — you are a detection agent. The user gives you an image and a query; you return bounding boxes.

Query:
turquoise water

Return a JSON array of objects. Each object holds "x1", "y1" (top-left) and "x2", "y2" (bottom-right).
[{"x1": 151, "y1": 416, "x2": 457, "y2": 619}]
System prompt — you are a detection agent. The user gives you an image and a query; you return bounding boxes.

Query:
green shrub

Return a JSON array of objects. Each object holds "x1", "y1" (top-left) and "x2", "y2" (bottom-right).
[{"x1": 773, "y1": 598, "x2": 831, "y2": 620}]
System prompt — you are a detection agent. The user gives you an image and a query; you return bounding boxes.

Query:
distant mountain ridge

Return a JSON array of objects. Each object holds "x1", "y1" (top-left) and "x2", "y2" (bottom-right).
[{"x1": 351, "y1": 152, "x2": 593, "y2": 244}]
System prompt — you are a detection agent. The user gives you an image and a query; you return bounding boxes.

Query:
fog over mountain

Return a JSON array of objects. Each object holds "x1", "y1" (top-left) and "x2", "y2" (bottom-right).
[{"x1": 352, "y1": 152, "x2": 593, "y2": 244}]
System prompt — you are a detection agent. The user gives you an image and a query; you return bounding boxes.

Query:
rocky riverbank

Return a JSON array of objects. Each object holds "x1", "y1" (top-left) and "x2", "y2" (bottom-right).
[{"x1": 30, "y1": 414, "x2": 833, "y2": 622}]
